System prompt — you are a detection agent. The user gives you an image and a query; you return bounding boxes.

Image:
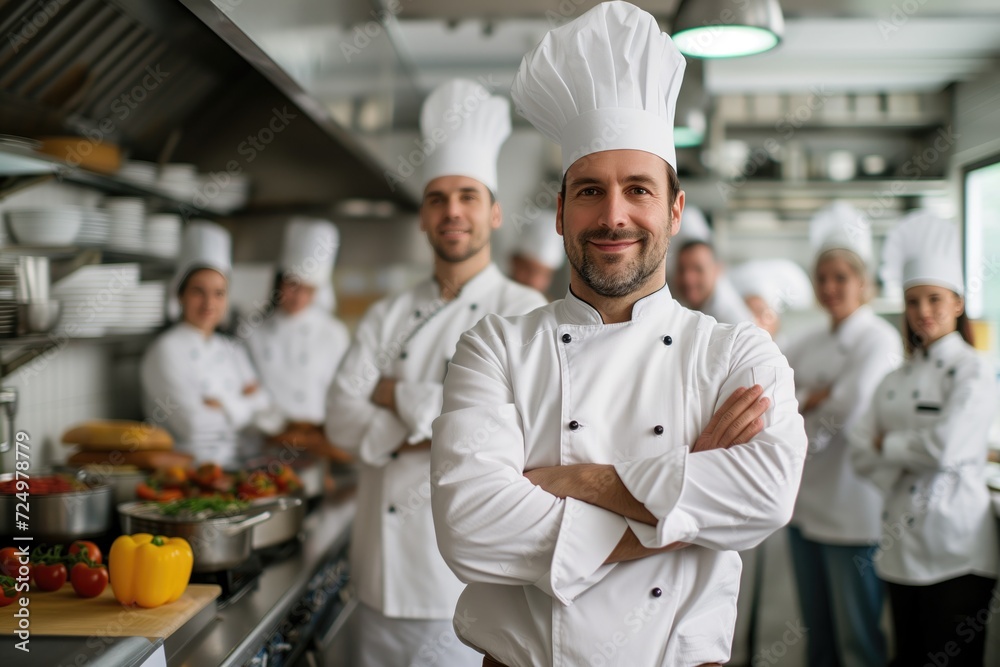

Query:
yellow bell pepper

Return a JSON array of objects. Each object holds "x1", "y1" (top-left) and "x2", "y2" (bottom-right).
[{"x1": 109, "y1": 534, "x2": 193, "y2": 608}]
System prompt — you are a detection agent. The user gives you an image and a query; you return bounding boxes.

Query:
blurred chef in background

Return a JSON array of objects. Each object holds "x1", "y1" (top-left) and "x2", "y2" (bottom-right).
[
  {"x1": 509, "y1": 209, "x2": 565, "y2": 296},
  {"x1": 853, "y1": 211, "x2": 998, "y2": 667},
  {"x1": 141, "y1": 221, "x2": 283, "y2": 467},
  {"x1": 783, "y1": 201, "x2": 900, "y2": 667},
  {"x1": 729, "y1": 258, "x2": 813, "y2": 343},
  {"x1": 245, "y1": 218, "x2": 351, "y2": 459},
  {"x1": 670, "y1": 205, "x2": 753, "y2": 324},
  {"x1": 324, "y1": 79, "x2": 546, "y2": 667}
]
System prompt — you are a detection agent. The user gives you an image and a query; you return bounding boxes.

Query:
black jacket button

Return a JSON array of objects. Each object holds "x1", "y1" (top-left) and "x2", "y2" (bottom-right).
[
  {"x1": 400, "y1": 351, "x2": 408, "y2": 360},
  {"x1": 569, "y1": 420, "x2": 580, "y2": 431},
  {"x1": 388, "y1": 505, "x2": 396, "y2": 513},
  {"x1": 470, "y1": 303, "x2": 478, "y2": 311},
  {"x1": 562, "y1": 333, "x2": 572, "y2": 344},
  {"x1": 651, "y1": 587, "x2": 662, "y2": 598},
  {"x1": 654, "y1": 425, "x2": 664, "y2": 435},
  {"x1": 662, "y1": 335, "x2": 672, "y2": 345}
]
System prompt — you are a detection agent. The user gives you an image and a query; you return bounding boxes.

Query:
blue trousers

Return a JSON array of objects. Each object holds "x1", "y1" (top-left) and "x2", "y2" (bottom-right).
[{"x1": 787, "y1": 525, "x2": 887, "y2": 667}]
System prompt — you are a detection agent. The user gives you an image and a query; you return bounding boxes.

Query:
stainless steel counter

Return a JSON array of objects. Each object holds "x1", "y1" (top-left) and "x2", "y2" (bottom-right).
[{"x1": 171, "y1": 493, "x2": 356, "y2": 667}]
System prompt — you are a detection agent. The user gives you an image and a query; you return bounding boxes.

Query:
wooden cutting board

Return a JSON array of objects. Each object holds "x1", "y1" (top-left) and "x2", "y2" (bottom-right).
[{"x1": 0, "y1": 584, "x2": 220, "y2": 638}]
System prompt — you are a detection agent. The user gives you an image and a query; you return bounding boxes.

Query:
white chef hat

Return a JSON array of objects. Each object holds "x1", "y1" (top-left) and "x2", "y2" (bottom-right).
[
  {"x1": 420, "y1": 78, "x2": 511, "y2": 194},
  {"x1": 168, "y1": 220, "x2": 232, "y2": 321},
  {"x1": 729, "y1": 259, "x2": 814, "y2": 313},
  {"x1": 512, "y1": 211, "x2": 565, "y2": 270},
  {"x1": 511, "y1": 1, "x2": 686, "y2": 174},
  {"x1": 809, "y1": 201, "x2": 873, "y2": 265},
  {"x1": 666, "y1": 204, "x2": 711, "y2": 280},
  {"x1": 280, "y1": 218, "x2": 339, "y2": 288},
  {"x1": 881, "y1": 210, "x2": 964, "y2": 298}
]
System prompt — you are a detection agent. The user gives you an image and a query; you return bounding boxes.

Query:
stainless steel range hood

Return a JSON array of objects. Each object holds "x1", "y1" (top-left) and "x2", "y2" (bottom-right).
[{"x1": 0, "y1": 0, "x2": 419, "y2": 212}]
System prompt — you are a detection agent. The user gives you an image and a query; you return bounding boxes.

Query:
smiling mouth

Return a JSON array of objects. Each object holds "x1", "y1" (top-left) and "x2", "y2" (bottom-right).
[{"x1": 589, "y1": 240, "x2": 639, "y2": 252}]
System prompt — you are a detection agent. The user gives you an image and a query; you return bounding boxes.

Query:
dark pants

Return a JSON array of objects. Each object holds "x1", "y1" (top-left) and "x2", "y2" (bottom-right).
[{"x1": 887, "y1": 574, "x2": 997, "y2": 667}]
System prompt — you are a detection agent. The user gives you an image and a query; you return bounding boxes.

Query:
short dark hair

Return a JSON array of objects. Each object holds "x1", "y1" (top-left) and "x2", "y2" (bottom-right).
[
  {"x1": 678, "y1": 239, "x2": 715, "y2": 258},
  {"x1": 559, "y1": 160, "x2": 681, "y2": 207}
]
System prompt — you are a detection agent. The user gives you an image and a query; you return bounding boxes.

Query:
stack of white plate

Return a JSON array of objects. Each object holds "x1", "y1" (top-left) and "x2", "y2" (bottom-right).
[
  {"x1": 158, "y1": 164, "x2": 199, "y2": 202},
  {"x1": 111, "y1": 281, "x2": 166, "y2": 333},
  {"x1": 5, "y1": 207, "x2": 82, "y2": 246},
  {"x1": 0, "y1": 257, "x2": 19, "y2": 337},
  {"x1": 52, "y1": 264, "x2": 140, "y2": 337},
  {"x1": 200, "y1": 173, "x2": 251, "y2": 213},
  {"x1": 118, "y1": 160, "x2": 159, "y2": 188},
  {"x1": 77, "y1": 209, "x2": 112, "y2": 246},
  {"x1": 145, "y1": 214, "x2": 182, "y2": 258},
  {"x1": 103, "y1": 197, "x2": 145, "y2": 252}
]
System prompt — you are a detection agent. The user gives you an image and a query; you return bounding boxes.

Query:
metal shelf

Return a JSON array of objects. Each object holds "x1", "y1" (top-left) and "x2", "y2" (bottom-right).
[{"x1": 0, "y1": 330, "x2": 158, "y2": 377}]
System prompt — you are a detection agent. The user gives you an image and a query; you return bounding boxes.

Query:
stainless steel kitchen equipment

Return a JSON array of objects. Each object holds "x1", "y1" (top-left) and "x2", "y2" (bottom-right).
[
  {"x1": 250, "y1": 495, "x2": 306, "y2": 550},
  {"x1": 118, "y1": 501, "x2": 271, "y2": 572},
  {"x1": 0, "y1": 472, "x2": 113, "y2": 542}
]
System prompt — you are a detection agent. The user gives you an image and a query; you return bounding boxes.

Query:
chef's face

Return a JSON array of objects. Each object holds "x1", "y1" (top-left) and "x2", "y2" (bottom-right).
[
  {"x1": 675, "y1": 243, "x2": 718, "y2": 309},
  {"x1": 814, "y1": 253, "x2": 865, "y2": 323},
  {"x1": 421, "y1": 175, "x2": 501, "y2": 264},
  {"x1": 510, "y1": 254, "x2": 555, "y2": 293},
  {"x1": 905, "y1": 284, "x2": 963, "y2": 346},
  {"x1": 279, "y1": 277, "x2": 316, "y2": 316},
  {"x1": 746, "y1": 295, "x2": 780, "y2": 338},
  {"x1": 180, "y1": 268, "x2": 227, "y2": 333},
  {"x1": 558, "y1": 150, "x2": 682, "y2": 298}
]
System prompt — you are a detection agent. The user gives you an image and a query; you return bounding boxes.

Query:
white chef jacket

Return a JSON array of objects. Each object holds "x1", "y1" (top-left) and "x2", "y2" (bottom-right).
[
  {"x1": 431, "y1": 285, "x2": 807, "y2": 667},
  {"x1": 850, "y1": 331, "x2": 999, "y2": 585},
  {"x1": 246, "y1": 307, "x2": 350, "y2": 424},
  {"x1": 702, "y1": 275, "x2": 754, "y2": 325},
  {"x1": 141, "y1": 322, "x2": 281, "y2": 467},
  {"x1": 784, "y1": 306, "x2": 902, "y2": 544},
  {"x1": 325, "y1": 263, "x2": 546, "y2": 619}
]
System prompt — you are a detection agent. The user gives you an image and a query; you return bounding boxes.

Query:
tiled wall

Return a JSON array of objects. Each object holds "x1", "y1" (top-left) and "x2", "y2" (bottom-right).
[{"x1": 0, "y1": 341, "x2": 141, "y2": 471}]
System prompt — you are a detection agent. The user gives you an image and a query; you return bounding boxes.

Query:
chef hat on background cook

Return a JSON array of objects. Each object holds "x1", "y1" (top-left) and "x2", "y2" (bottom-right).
[
  {"x1": 280, "y1": 218, "x2": 340, "y2": 311},
  {"x1": 167, "y1": 220, "x2": 232, "y2": 321},
  {"x1": 420, "y1": 79, "x2": 511, "y2": 194},
  {"x1": 511, "y1": 1, "x2": 686, "y2": 174},
  {"x1": 512, "y1": 210, "x2": 565, "y2": 270},
  {"x1": 729, "y1": 259, "x2": 814, "y2": 313},
  {"x1": 881, "y1": 210, "x2": 964, "y2": 298},
  {"x1": 666, "y1": 204, "x2": 711, "y2": 280},
  {"x1": 809, "y1": 201, "x2": 873, "y2": 266}
]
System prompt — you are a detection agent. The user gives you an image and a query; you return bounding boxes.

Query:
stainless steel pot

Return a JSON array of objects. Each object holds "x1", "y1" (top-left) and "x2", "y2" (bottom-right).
[
  {"x1": 118, "y1": 501, "x2": 271, "y2": 572},
  {"x1": 55, "y1": 464, "x2": 145, "y2": 505},
  {"x1": 0, "y1": 472, "x2": 113, "y2": 542},
  {"x1": 250, "y1": 496, "x2": 305, "y2": 550}
]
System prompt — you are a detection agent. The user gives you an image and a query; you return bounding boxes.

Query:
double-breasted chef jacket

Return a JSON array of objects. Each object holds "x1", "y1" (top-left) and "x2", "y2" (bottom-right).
[
  {"x1": 325, "y1": 263, "x2": 546, "y2": 619},
  {"x1": 431, "y1": 285, "x2": 807, "y2": 667},
  {"x1": 851, "y1": 331, "x2": 999, "y2": 584},
  {"x1": 784, "y1": 305, "x2": 902, "y2": 544},
  {"x1": 141, "y1": 322, "x2": 278, "y2": 467},
  {"x1": 246, "y1": 307, "x2": 350, "y2": 424}
]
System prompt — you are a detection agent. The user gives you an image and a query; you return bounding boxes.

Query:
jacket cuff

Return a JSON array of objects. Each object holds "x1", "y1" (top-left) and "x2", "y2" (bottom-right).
[
  {"x1": 615, "y1": 447, "x2": 691, "y2": 548},
  {"x1": 881, "y1": 431, "x2": 912, "y2": 464},
  {"x1": 547, "y1": 497, "x2": 626, "y2": 606},
  {"x1": 394, "y1": 381, "x2": 443, "y2": 443},
  {"x1": 359, "y1": 410, "x2": 411, "y2": 467}
]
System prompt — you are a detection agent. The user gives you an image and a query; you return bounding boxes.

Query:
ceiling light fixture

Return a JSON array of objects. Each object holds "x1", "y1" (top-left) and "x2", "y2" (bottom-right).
[{"x1": 672, "y1": 0, "x2": 784, "y2": 59}]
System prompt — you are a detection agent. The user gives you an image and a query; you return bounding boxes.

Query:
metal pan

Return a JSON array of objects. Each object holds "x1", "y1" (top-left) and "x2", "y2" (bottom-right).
[
  {"x1": 249, "y1": 496, "x2": 305, "y2": 550},
  {"x1": 118, "y1": 501, "x2": 271, "y2": 572},
  {"x1": 0, "y1": 472, "x2": 112, "y2": 542}
]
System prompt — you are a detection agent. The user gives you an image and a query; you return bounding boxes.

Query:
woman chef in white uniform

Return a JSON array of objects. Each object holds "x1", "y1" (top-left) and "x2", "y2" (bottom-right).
[
  {"x1": 245, "y1": 219, "x2": 350, "y2": 456},
  {"x1": 141, "y1": 221, "x2": 282, "y2": 467},
  {"x1": 851, "y1": 211, "x2": 998, "y2": 667},
  {"x1": 783, "y1": 202, "x2": 902, "y2": 667}
]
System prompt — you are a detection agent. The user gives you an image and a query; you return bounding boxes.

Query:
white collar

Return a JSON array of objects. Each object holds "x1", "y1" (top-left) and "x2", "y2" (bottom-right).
[{"x1": 559, "y1": 283, "x2": 676, "y2": 326}]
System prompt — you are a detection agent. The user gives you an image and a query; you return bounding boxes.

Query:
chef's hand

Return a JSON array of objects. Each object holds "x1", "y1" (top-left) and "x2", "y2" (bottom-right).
[
  {"x1": 801, "y1": 387, "x2": 831, "y2": 413},
  {"x1": 605, "y1": 527, "x2": 690, "y2": 564},
  {"x1": 692, "y1": 385, "x2": 769, "y2": 453},
  {"x1": 874, "y1": 433, "x2": 884, "y2": 453},
  {"x1": 371, "y1": 377, "x2": 398, "y2": 413},
  {"x1": 204, "y1": 397, "x2": 223, "y2": 410},
  {"x1": 242, "y1": 382, "x2": 259, "y2": 396}
]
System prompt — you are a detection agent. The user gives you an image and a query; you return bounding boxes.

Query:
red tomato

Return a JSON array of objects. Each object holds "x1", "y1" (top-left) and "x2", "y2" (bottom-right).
[
  {"x1": 68, "y1": 541, "x2": 102, "y2": 565},
  {"x1": 0, "y1": 547, "x2": 30, "y2": 581},
  {"x1": 33, "y1": 562, "x2": 67, "y2": 592},
  {"x1": 70, "y1": 562, "x2": 108, "y2": 598},
  {"x1": 0, "y1": 577, "x2": 15, "y2": 607}
]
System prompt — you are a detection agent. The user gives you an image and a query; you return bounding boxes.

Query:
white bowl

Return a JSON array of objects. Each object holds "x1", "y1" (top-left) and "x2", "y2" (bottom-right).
[{"x1": 8, "y1": 215, "x2": 82, "y2": 246}]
